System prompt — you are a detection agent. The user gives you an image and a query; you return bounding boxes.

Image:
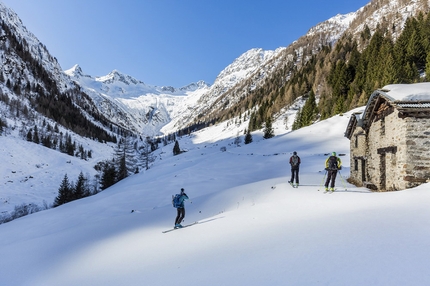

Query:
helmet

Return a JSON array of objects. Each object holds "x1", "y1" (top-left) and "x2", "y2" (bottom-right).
[
  {"x1": 181, "y1": 188, "x2": 185, "y2": 193},
  {"x1": 332, "y1": 152, "x2": 336, "y2": 156},
  {"x1": 293, "y1": 151, "x2": 297, "y2": 155}
]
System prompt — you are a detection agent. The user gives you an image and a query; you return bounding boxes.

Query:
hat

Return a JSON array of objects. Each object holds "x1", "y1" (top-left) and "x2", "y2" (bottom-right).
[{"x1": 181, "y1": 188, "x2": 185, "y2": 192}]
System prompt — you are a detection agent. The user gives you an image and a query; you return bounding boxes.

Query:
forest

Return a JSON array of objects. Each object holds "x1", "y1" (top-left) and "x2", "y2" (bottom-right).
[{"x1": 195, "y1": 12, "x2": 430, "y2": 133}]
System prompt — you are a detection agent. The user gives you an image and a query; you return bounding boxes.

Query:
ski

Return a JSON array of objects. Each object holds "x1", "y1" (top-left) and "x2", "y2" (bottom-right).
[
  {"x1": 162, "y1": 222, "x2": 198, "y2": 233},
  {"x1": 288, "y1": 181, "x2": 299, "y2": 188}
]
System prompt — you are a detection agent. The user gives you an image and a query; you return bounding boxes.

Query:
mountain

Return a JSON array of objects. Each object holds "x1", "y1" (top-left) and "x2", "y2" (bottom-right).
[
  {"x1": 65, "y1": 64, "x2": 211, "y2": 135},
  {"x1": 2, "y1": 0, "x2": 429, "y2": 141},
  {"x1": 64, "y1": 47, "x2": 284, "y2": 136},
  {"x1": 64, "y1": 0, "x2": 430, "y2": 136},
  {"x1": 0, "y1": 2, "x2": 124, "y2": 144}
]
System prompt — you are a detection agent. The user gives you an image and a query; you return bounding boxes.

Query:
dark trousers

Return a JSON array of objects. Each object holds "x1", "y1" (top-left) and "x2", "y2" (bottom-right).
[
  {"x1": 175, "y1": 207, "x2": 185, "y2": 225},
  {"x1": 290, "y1": 168, "x2": 299, "y2": 184},
  {"x1": 325, "y1": 170, "x2": 337, "y2": 188}
]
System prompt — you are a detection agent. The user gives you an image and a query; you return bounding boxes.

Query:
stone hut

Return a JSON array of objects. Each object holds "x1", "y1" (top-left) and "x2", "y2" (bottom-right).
[{"x1": 345, "y1": 83, "x2": 430, "y2": 191}]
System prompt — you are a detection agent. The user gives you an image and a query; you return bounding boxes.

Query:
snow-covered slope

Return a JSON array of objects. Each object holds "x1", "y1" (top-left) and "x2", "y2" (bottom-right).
[
  {"x1": 2, "y1": 107, "x2": 430, "y2": 285},
  {"x1": 0, "y1": 124, "x2": 114, "y2": 215}
]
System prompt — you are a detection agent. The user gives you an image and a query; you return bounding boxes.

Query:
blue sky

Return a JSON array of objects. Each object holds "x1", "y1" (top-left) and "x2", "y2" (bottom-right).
[{"x1": 2, "y1": 0, "x2": 369, "y2": 87}]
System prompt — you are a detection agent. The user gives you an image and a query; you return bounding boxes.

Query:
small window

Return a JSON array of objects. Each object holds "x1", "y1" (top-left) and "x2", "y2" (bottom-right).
[
  {"x1": 354, "y1": 159, "x2": 358, "y2": 171},
  {"x1": 381, "y1": 117, "x2": 385, "y2": 136}
]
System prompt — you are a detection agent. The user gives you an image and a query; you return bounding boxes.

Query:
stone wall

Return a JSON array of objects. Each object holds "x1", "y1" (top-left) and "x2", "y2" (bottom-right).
[
  {"x1": 366, "y1": 109, "x2": 408, "y2": 191},
  {"x1": 403, "y1": 117, "x2": 430, "y2": 187},
  {"x1": 354, "y1": 109, "x2": 430, "y2": 191},
  {"x1": 349, "y1": 125, "x2": 366, "y2": 186}
]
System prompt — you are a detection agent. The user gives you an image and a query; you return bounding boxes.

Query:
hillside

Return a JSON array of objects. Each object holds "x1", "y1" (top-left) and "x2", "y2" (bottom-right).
[{"x1": 1, "y1": 109, "x2": 430, "y2": 285}]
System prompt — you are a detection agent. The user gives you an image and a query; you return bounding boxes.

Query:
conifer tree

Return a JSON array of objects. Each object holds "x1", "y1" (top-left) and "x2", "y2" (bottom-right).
[
  {"x1": 173, "y1": 140, "x2": 181, "y2": 155},
  {"x1": 100, "y1": 161, "x2": 117, "y2": 190},
  {"x1": 292, "y1": 107, "x2": 302, "y2": 130},
  {"x1": 263, "y1": 117, "x2": 274, "y2": 139},
  {"x1": 74, "y1": 172, "x2": 90, "y2": 199},
  {"x1": 425, "y1": 52, "x2": 430, "y2": 80},
  {"x1": 54, "y1": 174, "x2": 73, "y2": 207},
  {"x1": 33, "y1": 125, "x2": 40, "y2": 144},
  {"x1": 300, "y1": 90, "x2": 318, "y2": 127},
  {"x1": 244, "y1": 129, "x2": 253, "y2": 144},
  {"x1": 139, "y1": 138, "x2": 155, "y2": 170},
  {"x1": 114, "y1": 136, "x2": 136, "y2": 181}
]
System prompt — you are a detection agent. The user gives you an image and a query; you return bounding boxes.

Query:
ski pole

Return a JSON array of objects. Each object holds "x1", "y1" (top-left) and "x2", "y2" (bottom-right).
[
  {"x1": 320, "y1": 170, "x2": 327, "y2": 190},
  {"x1": 338, "y1": 171, "x2": 347, "y2": 190}
]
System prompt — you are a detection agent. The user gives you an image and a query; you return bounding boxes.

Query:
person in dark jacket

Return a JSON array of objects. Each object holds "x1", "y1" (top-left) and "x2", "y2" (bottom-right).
[
  {"x1": 288, "y1": 151, "x2": 301, "y2": 187},
  {"x1": 324, "y1": 152, "x2": 342, "y2": 192},
  {"x1": 174, "y1": 188, "x2": 189, "y2": 228}
]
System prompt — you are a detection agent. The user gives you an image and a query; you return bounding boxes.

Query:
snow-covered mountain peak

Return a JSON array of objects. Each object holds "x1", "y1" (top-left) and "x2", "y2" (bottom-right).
[
  {"x1": 305, "y1": 11, "x2": 359, "y2": 42},
  {"x1": 216, "y1": 48, "x2": 276, "y2": 81},
  {"x1": 328, "y1": 12, "x2": 358, "y2": 27},
  {"x1": 96, "y1": 69, "x2": 144, "y2": 86},
  {"x1": 179, "y1": 80, "x2": 211, "y2": 92},
  {"x1": 64, "y1": 64, "x2": 90, "y2": 79}
]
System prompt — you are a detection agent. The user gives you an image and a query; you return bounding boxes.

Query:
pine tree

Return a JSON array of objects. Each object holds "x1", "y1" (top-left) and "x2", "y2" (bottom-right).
[
  {"x1": 425, "y1": 52, "x2": 430, "y2": 80},
  {"x1": 300, "y1": 90, "x2": 318, "y2": 127},
  {"x1": 173, "y1": 140, "x2": 181, "y2": 155},
  {"x1": 244, "y1": 129, "x2": 253, "y2": 144},
  {"x1": 114, "y1": 136, "x2": 137, "y2": 180},
  {"x1": 292, "y1": 107, "x2": 302, "y2": 130},
  {"x1": 139, "y1": 138, "x2": 155, "y2": 170},
  {"x1": 263, "y1": 117, "x2": 274, "y2": 139},
  {"x1": 54, "y1": 174, "x2": 73, "y2": 207},
  {"x1": 33, "y1": 125, "x2": 40, "y2": 144},
  {"x1": 100, "y1": 161, "x2": 117, "y2": 190},
  {"x1": 73, "y1": 172, "x2": 90, "y2": 200}
]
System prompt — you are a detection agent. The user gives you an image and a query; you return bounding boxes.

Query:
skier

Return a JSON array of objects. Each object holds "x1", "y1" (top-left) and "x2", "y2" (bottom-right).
[
  {"x1": 288, "y1": 151, "x2": 301, "y2": 187},
  {"x1": 324, "y1": 152, "x2": 342, "y2": 192},
  {"x1": 174, "y1": 188, "x2": 189, "y2": 228}
]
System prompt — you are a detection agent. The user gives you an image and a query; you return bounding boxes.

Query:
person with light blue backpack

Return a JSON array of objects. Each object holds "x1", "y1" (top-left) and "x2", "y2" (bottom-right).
[{"x1": 173, "y1": 188, "x2": 189, "y2": 228}]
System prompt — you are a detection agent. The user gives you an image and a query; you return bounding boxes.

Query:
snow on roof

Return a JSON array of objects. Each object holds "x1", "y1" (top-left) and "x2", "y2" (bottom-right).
[
  {"x1": 381, "y1": 82, "x2": 430, "y2": 101},
  {"x1": 345, "y1": 83, "x2": 430, "y2": 138}
]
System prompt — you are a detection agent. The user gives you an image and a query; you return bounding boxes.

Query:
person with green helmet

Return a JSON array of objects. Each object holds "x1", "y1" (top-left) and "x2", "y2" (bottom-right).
[{"x1": 324, "y1": 152, "x2": 342, "y2": 192}]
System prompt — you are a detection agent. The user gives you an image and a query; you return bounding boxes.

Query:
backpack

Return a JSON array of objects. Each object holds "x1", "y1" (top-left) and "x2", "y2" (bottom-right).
[
  {"x1": 328, "y1": 156, "x2": 338, "y2": 170},
  {"x1": 172, "y1": 194, "x2": 182, "y2": 208},
  {"x1": 291, "y1": 155, "x2": 299, "y2": 167}
]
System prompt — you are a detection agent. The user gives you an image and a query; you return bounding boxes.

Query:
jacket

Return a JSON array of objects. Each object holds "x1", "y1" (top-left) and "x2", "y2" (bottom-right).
[
  {"x1": 289, "y1": 155, "x2": 301, "y2": 169},
  {"x1": 325, "y1": 156, "x2": 342, "y2": 171},
  {"x1": 176, "y1": 193, "x2": 189, "y2": 208}
]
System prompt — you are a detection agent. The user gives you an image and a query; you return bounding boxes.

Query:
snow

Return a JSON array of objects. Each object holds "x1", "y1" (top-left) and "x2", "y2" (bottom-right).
[
  {"x1": 0, "y1": 129, "x2": 113, "y2": 214},
  {"x1": 1, "y1": 108, "x2": 430, "y2": 286},
  {"x1": 382, "y1": 82, "x2": 430, "y2": 101}
]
